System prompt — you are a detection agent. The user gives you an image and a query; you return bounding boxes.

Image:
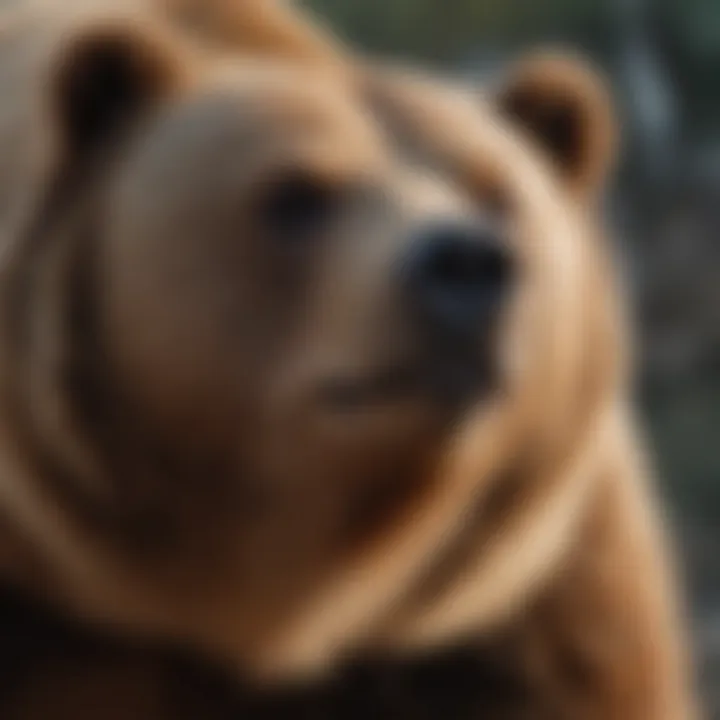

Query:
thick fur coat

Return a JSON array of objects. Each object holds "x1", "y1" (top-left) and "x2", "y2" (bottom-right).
[{"x1": 0, "y1": 1, "x2": 699, "y2": 717}]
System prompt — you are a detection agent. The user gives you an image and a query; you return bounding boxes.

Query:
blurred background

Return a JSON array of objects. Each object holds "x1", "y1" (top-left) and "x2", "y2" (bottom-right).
[{"x1": 304, "y1": 0, "x2": 720, "y2": 712}]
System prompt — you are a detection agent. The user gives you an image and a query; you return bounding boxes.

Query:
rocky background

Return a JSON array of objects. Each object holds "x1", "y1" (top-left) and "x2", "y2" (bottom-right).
[{"x1": 306, "y1": 0, "x2": 720, "y2": 713}]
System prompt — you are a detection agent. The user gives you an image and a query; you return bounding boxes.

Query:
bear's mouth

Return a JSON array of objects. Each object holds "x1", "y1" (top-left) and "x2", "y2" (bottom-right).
[
  {"x1": 319, "y1": 353, "x2": 494, "y2": 412},
  {"x1": 319, "y1": 366, "x2": 419, "y2": 409}
]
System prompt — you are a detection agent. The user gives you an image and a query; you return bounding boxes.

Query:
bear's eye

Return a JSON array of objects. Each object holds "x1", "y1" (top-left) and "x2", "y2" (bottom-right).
[{"x1": 259, "y1": 171, "x2": 339, "y2": 243}]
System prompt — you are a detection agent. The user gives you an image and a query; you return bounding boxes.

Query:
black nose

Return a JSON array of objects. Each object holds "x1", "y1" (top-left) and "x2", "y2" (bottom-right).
[{"x1": 402, "y1": 221, "x2": 513, "y2": 338}]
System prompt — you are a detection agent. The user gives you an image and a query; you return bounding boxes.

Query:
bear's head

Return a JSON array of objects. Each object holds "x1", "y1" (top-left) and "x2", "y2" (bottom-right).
[{"x1": 0, "y1": 4, "x2": 625, "y2": 684}]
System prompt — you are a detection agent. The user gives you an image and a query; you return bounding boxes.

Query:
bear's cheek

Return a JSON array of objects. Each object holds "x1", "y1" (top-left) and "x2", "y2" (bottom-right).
[{"x1": 497, "y1": 198, "x2": 590, "y2": 431}]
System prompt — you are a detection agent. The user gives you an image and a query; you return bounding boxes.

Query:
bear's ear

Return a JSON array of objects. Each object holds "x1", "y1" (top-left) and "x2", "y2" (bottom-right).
[
  {"x1": 493, "y1": 52, "x2": 617, "y2": 199},
  {"x1": 48, "y1": 20, "x2": 187, "y2": 166}
]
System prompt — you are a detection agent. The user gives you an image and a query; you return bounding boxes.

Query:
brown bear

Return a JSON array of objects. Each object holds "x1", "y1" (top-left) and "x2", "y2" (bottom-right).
[{"x1": 0, "y1": 0, "x2": 699, "y2": 718}]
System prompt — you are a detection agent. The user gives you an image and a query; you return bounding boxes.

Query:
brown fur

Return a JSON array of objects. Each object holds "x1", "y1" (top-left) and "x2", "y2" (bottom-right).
[{"x1": 0, "y1": 1, "x2": 699, "y2": 718}]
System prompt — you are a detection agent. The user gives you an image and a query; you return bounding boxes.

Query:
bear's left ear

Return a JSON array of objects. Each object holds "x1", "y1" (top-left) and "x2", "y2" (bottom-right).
[{"x1": 493, "y1": 52, "x2": 617, "y2": 200}]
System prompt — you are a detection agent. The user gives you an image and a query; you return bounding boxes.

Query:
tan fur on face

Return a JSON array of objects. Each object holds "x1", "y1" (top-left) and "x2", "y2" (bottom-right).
[
  {"x1": 159, "y1": 0, "x2": 348, "y2": 68},
  {"x1": 0, "y1": 1, "x2": 699, "y2": 719}
]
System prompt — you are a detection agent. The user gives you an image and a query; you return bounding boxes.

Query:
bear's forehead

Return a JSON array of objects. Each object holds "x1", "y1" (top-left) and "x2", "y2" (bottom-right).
[
  {"x1": 119, "y1": 57, "x2": 569, "y2": 228},
  {"x1": 128, "y1": 64, "x2": 391, "y2": 181}
]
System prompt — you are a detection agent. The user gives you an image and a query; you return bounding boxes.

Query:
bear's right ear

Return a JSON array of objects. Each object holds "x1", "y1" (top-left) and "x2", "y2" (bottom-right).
[
  {"x1": 492, "y1": 52, "x2": 617, "y2": 201},
  {"x1": 47, "y1": 19, "x2": 188, "y2": 168}
]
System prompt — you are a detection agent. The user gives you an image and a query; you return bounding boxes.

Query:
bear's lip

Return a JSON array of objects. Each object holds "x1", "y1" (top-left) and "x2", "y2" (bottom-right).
[
  {"x1": 318, "y1": 353, "x2": 494, "y2": 412},
  {"x1": 319, "y1": 365, "x2": 418, "y2": 410}
]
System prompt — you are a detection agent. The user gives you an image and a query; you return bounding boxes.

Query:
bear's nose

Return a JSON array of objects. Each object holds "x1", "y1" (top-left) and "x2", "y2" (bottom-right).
[{"x1": 402, "y1": 221, "x2": 513, "y2": 339}]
